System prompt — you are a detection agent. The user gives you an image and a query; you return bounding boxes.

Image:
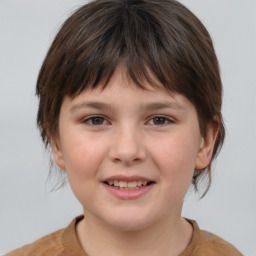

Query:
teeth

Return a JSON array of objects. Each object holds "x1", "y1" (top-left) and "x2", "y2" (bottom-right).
[
  {"x1": 127, "y1": 181, "x2": 137, "y2": 188},
  {"x1": 119, "y1": 181, "x2": 127, "y2": 188},
  {"x1": 106, "y1": 180, "x2": 151, "y2": 189}
]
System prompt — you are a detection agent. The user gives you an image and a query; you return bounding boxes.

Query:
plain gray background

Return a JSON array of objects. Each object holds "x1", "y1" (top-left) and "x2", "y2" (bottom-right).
[{"x1": 0, "y1": 0, "x2": 255, "y2": 255}]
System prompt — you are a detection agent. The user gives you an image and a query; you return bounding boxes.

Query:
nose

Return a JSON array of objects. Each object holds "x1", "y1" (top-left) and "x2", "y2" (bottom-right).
[{"x1": 108, "y1": 125, "x2": 147, "y2": 165}]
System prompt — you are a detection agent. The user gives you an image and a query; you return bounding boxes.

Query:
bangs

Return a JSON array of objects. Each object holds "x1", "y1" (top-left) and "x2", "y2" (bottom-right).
[{"x1": 41, "y1": 1, "x2": 188, "y2": 98}]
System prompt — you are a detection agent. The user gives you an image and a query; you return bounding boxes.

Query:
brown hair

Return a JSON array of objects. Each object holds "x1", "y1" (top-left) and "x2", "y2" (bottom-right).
[{"x1": 36, "y1": 0, "x2": 225, "y2": 196}]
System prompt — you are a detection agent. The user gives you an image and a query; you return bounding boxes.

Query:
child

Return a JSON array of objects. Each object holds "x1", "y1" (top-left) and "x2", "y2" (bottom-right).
[{"x1": 6, "y1": 0, "x2": 242, "y2": 255}]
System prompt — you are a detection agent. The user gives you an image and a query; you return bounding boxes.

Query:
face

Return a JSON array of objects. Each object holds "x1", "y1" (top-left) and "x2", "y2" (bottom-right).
[{"x1": 52, "y1": 66, "x2": 216, "y2": 231}]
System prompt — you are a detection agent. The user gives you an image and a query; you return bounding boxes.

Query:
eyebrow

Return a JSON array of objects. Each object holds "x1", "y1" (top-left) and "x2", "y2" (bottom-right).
[
  {"x1": 70, "y1": 102, "x2": 114, "y2": 112},
  {"x1": 70, "y1": 101, "x2": 185, "y2": 112},
  {"x1": 143, "y1": 102, "x2": 185, "y2": 111}
]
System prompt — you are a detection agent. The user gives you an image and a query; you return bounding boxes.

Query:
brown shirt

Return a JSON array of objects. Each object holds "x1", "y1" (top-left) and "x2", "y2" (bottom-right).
[{"x1": 6, "y1": 216, "x2": 242, "y2": 256}]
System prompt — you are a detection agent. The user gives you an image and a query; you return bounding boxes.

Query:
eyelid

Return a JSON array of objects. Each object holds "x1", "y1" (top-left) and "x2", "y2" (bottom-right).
[
  {"x1": 82, "y1": 115, "x2": 110, "y2": 126},
  {"x1": 81, "y1": 114, "x2": 175, "y2": 126},
  {"x1": 147, "y1": 115, "x2": 175, "y2": 125}
]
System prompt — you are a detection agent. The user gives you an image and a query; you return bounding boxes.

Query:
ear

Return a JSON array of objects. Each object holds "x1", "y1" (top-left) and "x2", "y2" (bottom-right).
[
  {"x1": 51, "y1": 138, "x2": 66, "y2": 169},
  {"x1": 195, "y1": 121, "x2": 219, "y2": 170}
]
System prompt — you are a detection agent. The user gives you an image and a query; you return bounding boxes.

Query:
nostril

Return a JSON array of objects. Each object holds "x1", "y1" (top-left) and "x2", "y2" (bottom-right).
[{"x1": 108, "y1": 136, "x2": 146, "y2": 164}]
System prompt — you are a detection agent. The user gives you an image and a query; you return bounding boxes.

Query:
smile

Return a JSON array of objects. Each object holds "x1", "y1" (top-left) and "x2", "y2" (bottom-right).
[
  {"x1": 102, "y1": 175, "x2": 156, "y2": 199},
  {"x1": 104, "y1": 180, "x2": 154, "y2": 190}
]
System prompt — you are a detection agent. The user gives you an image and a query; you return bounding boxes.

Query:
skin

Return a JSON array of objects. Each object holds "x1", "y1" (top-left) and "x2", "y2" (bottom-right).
[{"x1": 52, "y1": 66, "x2": 218, "y2": 256}]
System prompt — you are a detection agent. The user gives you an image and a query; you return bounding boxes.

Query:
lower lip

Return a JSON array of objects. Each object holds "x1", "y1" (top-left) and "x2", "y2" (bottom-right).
[{"x1": 102, "y1": 183, "x2": 155, "y2": 200}]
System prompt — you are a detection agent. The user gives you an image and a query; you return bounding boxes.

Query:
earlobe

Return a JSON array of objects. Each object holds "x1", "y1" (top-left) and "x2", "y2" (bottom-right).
[
  {"x1": 51, "y1": 139, "x2": 66, "y2": 169},
  {"x1": 195, "y1": 121, "x2": 219, "y2": 170}
]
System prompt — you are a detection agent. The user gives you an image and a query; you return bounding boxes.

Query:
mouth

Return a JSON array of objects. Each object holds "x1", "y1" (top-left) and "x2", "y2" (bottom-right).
[
  {"x1": 103, "y1": 180, "x2": 155, "y2": 190},
  {"x1": 102, "y1": 176, "x2": 156, "y2": 199}
]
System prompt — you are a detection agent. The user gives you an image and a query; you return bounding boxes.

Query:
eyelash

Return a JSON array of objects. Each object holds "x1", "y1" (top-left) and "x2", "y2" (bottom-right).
[
  {"x1": 148, "y1": 116, "x2": 174, "y2": 126},
  {"x1": 82, "y1": 116, "x2": 109, "y2": 126},
  {"x1": 82, "y1": 115, "x2": 174, "y2": 127}
]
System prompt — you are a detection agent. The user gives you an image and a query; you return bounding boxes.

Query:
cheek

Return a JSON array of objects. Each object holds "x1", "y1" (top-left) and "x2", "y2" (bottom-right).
[
  {"x1": 150, "y1": 132, "x2": 199, "y2": 191},
  {"x1": 152, "y1": 132, "x2": 199, "y2": 169},
  {"x1": 60, "y1": 133, "x2": 108, "y2": 204},
  {"x1": 60, "y1": 131, "x2": 107, "y2": 179}
]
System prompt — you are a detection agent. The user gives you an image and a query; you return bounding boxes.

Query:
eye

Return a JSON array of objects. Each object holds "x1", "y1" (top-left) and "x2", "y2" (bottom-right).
[
  {"x1": 148, "y1": 116, "x2": 173, "y2": 126},
  {"x1": 83, "y1": 116, "x2": 108, "y2": 126}
]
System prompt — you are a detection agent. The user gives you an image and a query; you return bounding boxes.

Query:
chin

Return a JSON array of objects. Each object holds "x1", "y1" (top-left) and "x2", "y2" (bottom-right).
[{"x1": 103, "y1": 210, "x2": 156, "y2": 231}]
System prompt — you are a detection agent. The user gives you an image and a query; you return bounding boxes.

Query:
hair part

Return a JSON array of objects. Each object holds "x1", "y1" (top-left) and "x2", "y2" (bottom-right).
[{"x1": 36, "y1": 0, "x2": 225, "y2": 197}]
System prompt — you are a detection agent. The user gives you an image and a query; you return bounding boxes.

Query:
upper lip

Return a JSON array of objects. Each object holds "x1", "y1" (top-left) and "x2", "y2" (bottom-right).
[{"x1": 103, "y1": 175, "x2": 153, "y2": 182}]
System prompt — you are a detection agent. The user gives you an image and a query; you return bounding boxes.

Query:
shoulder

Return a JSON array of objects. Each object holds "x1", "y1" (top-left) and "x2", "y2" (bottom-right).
[
  {"x1": 186, "y1": 219, "x2": 243, "y2": 256},
  {"x1": 5, "y1": 228, "x2": 65, "y2": 256},
  {"x1": 5, "y1": 216, "x2": 85, "y2": 256},
  {"x1": 197, "y1": 229, "x2": 242, "y2": 256}
]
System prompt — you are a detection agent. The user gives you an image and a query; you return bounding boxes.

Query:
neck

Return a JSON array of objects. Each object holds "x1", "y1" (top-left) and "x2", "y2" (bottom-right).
[{"x1": 76, "y1": 212, "x2": 193, "y2": 256}]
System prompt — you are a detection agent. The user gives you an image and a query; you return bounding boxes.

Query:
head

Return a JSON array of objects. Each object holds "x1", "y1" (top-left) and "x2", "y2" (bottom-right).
[{"x1": 36, "y1": 0, "x2": 225, "y2": 197}]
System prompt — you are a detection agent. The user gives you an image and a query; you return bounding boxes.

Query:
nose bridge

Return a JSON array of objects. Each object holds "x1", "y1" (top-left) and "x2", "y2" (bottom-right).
[{"x1": 110, "y1": 122, "x2": 146, "y2": 164}]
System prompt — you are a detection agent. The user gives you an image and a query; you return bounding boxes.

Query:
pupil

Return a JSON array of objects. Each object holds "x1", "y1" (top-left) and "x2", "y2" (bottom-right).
[
  {"x1": 154, "y1": 117, "x2": 165, "y2": 125},
  {"x1": 92, "y1": 117, "x2": 104, "y2": 125}
]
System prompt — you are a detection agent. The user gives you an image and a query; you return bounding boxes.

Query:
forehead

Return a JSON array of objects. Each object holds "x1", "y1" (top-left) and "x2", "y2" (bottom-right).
[
  {"x1": 70, "y1": 64, "x2": 175, "y2": 102},
  {"x1": 63, "y1": 66, "x2": 194, "y2": 114}
]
